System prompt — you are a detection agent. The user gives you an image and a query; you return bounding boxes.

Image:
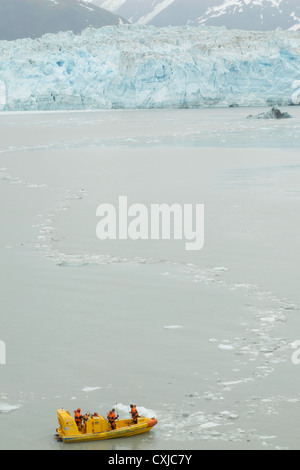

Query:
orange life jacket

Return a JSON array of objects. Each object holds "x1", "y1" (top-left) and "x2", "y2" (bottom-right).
[
  {"x1": 107, "y1": 411, "x2": 116, "y2": 422},
  {"x1": 107, "y1": 411, "x2": 117, "y2": 429},
  {"x1": 131, "y1": 406, "x2": 139, "y2": 419}
]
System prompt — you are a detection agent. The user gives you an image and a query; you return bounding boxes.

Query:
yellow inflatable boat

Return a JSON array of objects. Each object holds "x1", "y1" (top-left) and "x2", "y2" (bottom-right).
[{"x1": 56, "y1": 409, "x2": 157, "y2": 443}]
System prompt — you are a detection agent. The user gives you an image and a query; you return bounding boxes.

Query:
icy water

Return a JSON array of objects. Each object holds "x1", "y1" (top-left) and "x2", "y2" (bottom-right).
[{"x1": 0, "y1": 107, "x2": 300, "y2": 450}]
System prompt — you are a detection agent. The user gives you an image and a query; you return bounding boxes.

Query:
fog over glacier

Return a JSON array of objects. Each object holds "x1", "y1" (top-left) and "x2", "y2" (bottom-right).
[{"x1": 0, "y1": 25, "x2": 299, "y2": 111}]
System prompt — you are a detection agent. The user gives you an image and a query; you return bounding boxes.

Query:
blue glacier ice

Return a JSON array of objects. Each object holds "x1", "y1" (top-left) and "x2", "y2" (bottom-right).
[{"x1": 0, "y1": 25, "x2": 299, "y2": 111}]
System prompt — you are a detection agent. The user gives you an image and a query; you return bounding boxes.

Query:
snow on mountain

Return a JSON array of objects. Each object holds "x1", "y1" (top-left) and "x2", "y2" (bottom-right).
[
  {"x1": 89, "y1": 0, "x2": 179, "y2": 24},
  {"x1": 137, "y1": 0, "x2": 177, "y2": 25},
  {"x1": 0, "y1": 25, "x2": 299, "y2": 111},
  {"x1": 88, "y1": 0, "x2": 300, "y2": 31},
  {"x1": 0, "y1": 0, "x2": 128, "y2": 41},
  {"x1": 195, "y1": 0, "x2": 300, "y2": 31},
  {"x1": 98, "y1": 0, "x2": 128, "y2": 12}
]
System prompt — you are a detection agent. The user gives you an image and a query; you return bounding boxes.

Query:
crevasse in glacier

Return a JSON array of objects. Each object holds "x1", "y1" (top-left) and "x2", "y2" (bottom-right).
[{"x1": 0, "y1": 25, "x2": 299, "y2": 111}]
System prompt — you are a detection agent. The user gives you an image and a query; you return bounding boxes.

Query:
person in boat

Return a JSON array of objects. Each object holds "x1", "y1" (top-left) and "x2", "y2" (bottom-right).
[
  {"x1": 74, "y1": 409, "x2": 83, "y2": 429},
  {"x1": 81, "y1": 413, "x2": 91, "y2": 433},
  {"x1": 130, "y1": 404, "x2": 139, "y2": 424},
  {"x1": 107, "y1": 408, "x2": 119, "y2": 430}
]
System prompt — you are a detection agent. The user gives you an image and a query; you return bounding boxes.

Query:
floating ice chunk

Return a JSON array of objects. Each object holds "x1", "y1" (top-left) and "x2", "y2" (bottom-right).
[
  {"x1": 82, "y1": 386, "x2": 101, "y2": 393},
  {"x1": 200, "y1": 422, "x2": 221, "y2": 429},
  {"x1": 164, "y1": 325, "x2": 183, "y2": 329},
  {"x1": 58, "y1": 262, "x2": 89, "y2": 268},
  {"x1": 247, "y1": 107, "x2": 293, "y2": 120},
  {"x1": 220, "y1": 410, "x2": 231, "y2": 416},
  {"x1": 260, "y1": 317, "x2": 276, "y2": 323},
  {"x1": 220, "y1": 411, "x2": 239, "y2": 420},
  {"x1": 223, "y1": 380, "x2": 245, "y2": 386},
  {"x1": 0, "y1": 403, "x2": 20, "y2": 413},
  {"x1": 218, "y1": 344, "x2": 235, "y2": 351}
]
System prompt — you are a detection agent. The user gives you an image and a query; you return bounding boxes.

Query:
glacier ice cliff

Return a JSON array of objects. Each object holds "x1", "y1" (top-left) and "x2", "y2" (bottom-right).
[{"x1": 0, "y1": 25, "x2": 299, "y2": 111}]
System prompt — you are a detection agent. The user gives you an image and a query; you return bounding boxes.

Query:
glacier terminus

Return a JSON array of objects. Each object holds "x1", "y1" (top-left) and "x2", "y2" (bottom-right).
[{"x1": 0, "y1": 25, "x2": 300, "y2": 111}]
